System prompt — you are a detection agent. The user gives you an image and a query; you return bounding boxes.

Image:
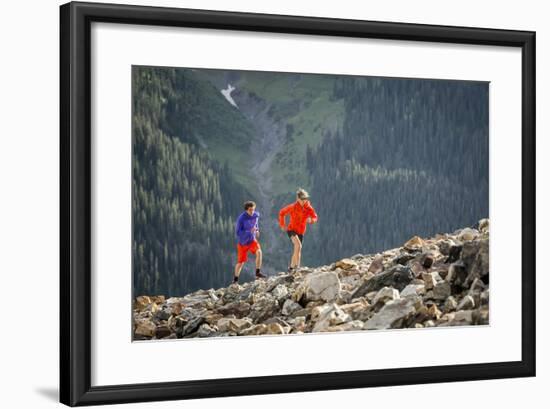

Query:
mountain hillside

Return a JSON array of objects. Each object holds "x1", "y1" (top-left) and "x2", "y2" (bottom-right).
[
  {"x1": 132, "y1": 66, "x2": 489, "y2": 297},
  {"x1": 304, "y1": 76, "x2": 488, "y2": 265},
  {"x1": 133, "y1": 220, "x2": 489, "y2": 340},
  {"x1": 132, "y1": 67, "x2": 255, "y2": 296}
]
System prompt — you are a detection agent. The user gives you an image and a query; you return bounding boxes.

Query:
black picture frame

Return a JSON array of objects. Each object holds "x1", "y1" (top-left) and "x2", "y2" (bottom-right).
[{"x1": 60, "y1": 1, "x2": 536, "y2": 406}]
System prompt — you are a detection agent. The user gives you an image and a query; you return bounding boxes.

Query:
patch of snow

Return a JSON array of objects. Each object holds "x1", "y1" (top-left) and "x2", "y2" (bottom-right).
[{"x1": 221, "y1": 84, "x2": 238, "y2": 108}]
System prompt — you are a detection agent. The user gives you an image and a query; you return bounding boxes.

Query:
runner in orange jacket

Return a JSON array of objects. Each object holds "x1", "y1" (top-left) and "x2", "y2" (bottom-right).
[{"x1": 278, "y1": 188, "x2": 318, "y2": 273}]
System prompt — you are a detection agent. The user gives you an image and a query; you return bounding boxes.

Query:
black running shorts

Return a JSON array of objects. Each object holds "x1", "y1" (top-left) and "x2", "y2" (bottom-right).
[{"x1": 287, "y1": 230, "x2": 304, "y2": 243}]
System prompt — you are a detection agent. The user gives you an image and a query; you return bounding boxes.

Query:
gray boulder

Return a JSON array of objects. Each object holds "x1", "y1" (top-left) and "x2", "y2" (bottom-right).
[
  {"x1": 248, "y1": 296, "x2": 280, "y2": 323},
  {"x1": 457, "y1": 295, "x2": 476, "y2": 310},
  {"x1": 400, "y1": 284, "x2": 426, "y2": 298},
  {"x1": 433, "y1": 281, "x2": 451, "y2": 300},
  {"x1": 216, "y1": 301, "x2": 251, "y2": 318},
  {"x1": 179, "y1": 316, "x2": 205, "y2": 337},
  {"x1": 300, "y1": 271, "x2": 341, "y2": 303},
  {"x1": 281, "y1": 299, "x2": 303, "y2": 316},
  {"x1": 443, "y1": 296, "x2": 458, "y2": 313},
  {"x1": 311, "y1": 303, "x2": 351, "y2": 332},
  {"x1": 196, "y1": 323, "x2": 217, "y2": 338},
  {"x1": 352, "y1": 265, "x2": 415, "y2": 298},
  {"x1": 272, "y1": 284, "x2": 289, "y2": 301},
  {"x1": 372, "y1": 286, "x2": 400, "y2": 305},
  {"x1": 364, "y1": 298, "x2": 417, "y2": 330},
  {"x1": 367, "y1": 254, "x2": 384, "y2": 274},
  {"x1": 464, "y1": 239, "x2": 489, "y2": 288},
  {"x1": 217, "y1": 318, "x2": 252, "y2": 333}
]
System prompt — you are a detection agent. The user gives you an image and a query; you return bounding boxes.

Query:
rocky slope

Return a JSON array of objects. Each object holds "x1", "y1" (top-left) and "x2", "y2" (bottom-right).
[{"x1": 133, "y1": 219, "x2": 489, "y2": 340}]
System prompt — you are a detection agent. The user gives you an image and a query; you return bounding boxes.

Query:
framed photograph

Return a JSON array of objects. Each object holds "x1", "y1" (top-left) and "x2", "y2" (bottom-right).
[{"x1": 60, "y1": 1, "x2": 536, "y2": 406}]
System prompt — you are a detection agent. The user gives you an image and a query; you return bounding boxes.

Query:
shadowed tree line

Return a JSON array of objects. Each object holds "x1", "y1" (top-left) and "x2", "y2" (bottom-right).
[
  {"x1": 303, "y1": 77, "x2": 488, "y2": 265},
  {"x1": 132, "y1": 67, "x2": 254, "y2": 296},
  {"x1": 132, "y1": 67, "x2": 489, "y2": 297}
]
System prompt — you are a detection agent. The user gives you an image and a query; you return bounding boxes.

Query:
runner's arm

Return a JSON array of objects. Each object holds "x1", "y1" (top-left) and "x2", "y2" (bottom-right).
[
  {"x1": 308, "y1": 206, "x2": 318, "y2": 223},
  {"x1": 235, "y1": 215, "x2": 244, "y2": 237},
  {"x1": 278, "y1": 204, "x2": 292, "y2": 229}
]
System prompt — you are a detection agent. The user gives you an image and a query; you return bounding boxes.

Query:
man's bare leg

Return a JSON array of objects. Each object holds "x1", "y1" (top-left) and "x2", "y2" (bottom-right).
[
  {"x1": 255, "y1": 249, "x2": 262, "y2": 270},
  {"x1": 255, "y1": 249, "x2": 266, "y2": 278},
  {"x1": 234, "y1": 262, "x2": 244, "y2": 283}
]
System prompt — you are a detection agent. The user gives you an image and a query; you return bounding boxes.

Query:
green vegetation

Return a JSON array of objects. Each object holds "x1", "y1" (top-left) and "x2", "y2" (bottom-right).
[
  {"x1": 133, "y1": 66, "x2": 257, "y2": 187},
  {"x1": 132, "y1": 67, "x2": 255, "y2": 296},
  {"x1": 132, "y1": 66, "x2": 489, "y2": 297},
  {"x1": 272, "y1": 90, "x2": 344, "y2": 192},
  {"x1": 304, "y1": 77, "x2": 488, "y2": 265},
  {"x1": 234, "y1": 71, "x2": 345, "y2": 194}
]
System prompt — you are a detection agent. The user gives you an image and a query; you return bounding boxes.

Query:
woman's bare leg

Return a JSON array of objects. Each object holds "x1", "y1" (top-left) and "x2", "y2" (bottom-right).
[{"x1": 290, "y1": 235, "x2": 302, "y2": 268}]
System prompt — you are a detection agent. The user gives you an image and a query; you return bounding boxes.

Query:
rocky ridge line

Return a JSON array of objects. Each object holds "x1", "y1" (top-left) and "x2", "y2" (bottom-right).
[{"x1": 133, "y1": 219, "x2": 490, "y2": 340}]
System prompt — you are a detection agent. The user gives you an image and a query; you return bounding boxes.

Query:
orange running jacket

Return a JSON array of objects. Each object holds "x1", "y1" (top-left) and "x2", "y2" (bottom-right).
[{"x1": 278, "y1": 200, "x2": 318, "y2": 235}]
